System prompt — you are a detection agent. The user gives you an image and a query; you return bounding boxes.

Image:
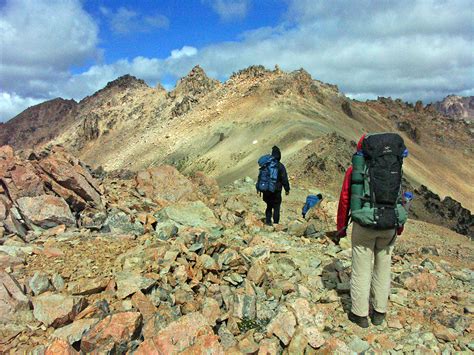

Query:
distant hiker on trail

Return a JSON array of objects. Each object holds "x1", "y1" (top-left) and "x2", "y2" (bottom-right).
[
  {"x1": 336, "y1": 133, "x2": 408, "y2": 328},
  {"x1": 256, "y1": 146, "x2": 290, "y2": 226}
]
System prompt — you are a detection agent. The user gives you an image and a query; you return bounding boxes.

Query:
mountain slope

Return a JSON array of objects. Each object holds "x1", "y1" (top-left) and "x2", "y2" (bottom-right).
[{"x1": 1, "y1": 65, "x2": 473, "y2": 210}]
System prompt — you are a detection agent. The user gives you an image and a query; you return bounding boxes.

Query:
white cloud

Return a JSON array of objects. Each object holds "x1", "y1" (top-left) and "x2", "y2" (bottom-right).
[
  {"x1": 0, "y1": 0, "x2": 99, "y2": 102},
  {"x1": 101, "y1": 6, "x2": 169, "y2": 34},
  {"x1": 0, "y1": 92, "x2": 43, "y2": 121},
  {"x1": 0, "y1": 0, "x2": 98, "y2": 69},
  {"x1": 170, "y1": 46, "x2": 198, "y2": 59},
  {"x1": 203, "y1": 0, "x2": 251, "y2": 21},
  {"x1": 1, "y1": 0, "x2": 473, "y2": 121}
]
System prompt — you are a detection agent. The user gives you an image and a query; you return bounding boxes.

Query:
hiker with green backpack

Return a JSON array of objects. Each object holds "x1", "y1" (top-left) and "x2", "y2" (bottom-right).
[{"x1": 336, "y1": 133, "x2": 409, "y2": 328}]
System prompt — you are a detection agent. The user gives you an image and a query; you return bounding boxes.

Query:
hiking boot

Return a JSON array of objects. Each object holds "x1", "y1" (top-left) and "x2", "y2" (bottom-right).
[
  {"x1": 348, "y1": 312, "x2": 369, "y2": 328},
  {"x1": 265, "y1": 221, "x2": 273, "y2": 226},
  {"x1": 371, "y1": 310, "x2": 386, "y2": 326}
]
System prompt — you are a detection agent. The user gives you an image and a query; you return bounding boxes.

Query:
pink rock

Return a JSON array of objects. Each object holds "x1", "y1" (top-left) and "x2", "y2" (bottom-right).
[
  {"x1": 266, "y1": 306, "x2": 297, "y2": 345},
  {"x1": 10, "y1": 164, "x2": 44, "y2": 198},
  {"x1": 135, "y1": 166, "x2": 197, "y2": 203},
  {"x1": 404, "y1": 272, "x2": 437, "y2": 292},
  {"x1": 247, "y1": 262, "x2": 266, "y2": 285},
  {"x1": 135, "y1": 312, "x2": 218, "y2": 354},
  {"x1": 38, "y1": 155, "x2": 102, "y2": 207},
  {"x1": 45, "y1": 339, "x2": 79, "y2": 355},
  {"x1": 81, "y1": 312, "x2": 142, "y2": 353},
  {"x1": 32, "y1": 293, "x2": 87, "y2": 328},
  {"x1": 16, "y1": 195, "x2": 75, "y2": 228},
  {"x1": 131, "y1": 290, "x2": 157, "y2": 321},
  {"x1": 0, "y1": 271, "x2": 30, "y2": 322}
]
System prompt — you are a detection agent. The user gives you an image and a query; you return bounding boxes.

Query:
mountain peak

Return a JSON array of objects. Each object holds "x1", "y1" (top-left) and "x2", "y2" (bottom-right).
[
  {"x1": 172, "y1": 65, "x2": 220, "y2": 98},
  {"x1": 103, "y1": 74, "x2": 148, "y2": 91}
]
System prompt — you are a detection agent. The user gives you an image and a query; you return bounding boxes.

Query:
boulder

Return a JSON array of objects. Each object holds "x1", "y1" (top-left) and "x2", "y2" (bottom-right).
[
  {"x1": 32, "y1": 293, "x2": 87, "y2": 328},
  {"x1": 102, "y1": 208, "x2": 144, "y2": 235},
  {"x1": 0, "y1": 146, "x2": 106, "y2": 234},
  {"x1": 51, "y1": 318, "x2": 98, "y2": 344},
  {"x1": 266, "y1": 306, "x2": 297, "y2": 345},
  {"x1": 38, "y1": 154, "x2": 102, "y2": 207},
  {"x1": 157, "y1": 201, "x2": 220, "y2": 229},
  {"x1": 81, "y1": 312, "x2": 142, "y2": 353},
  {"x1": 115, "y1": 272, "x2": 156, "y2": 299},
  {"x1": 201, "y1": 297, "x2": 221, "y2": 326},
  {"x1": 135, "y1": 312, "x2": 222, "y2": 354},
  {"x1": 45, "y1": 339, "x2": 79, "y2": 355},
  {"x1": 16, "y1": 195, "x2": 75, "y2": 228},
  {"x1": 404, "y1": 272, "x2": 437, "y2": 292},
  {"x1": 29, "y1": 271, "x2": 51, "y2": 295},
  {"x1": 67, "y1": 277, "x2": 108, "y2": 296},
  {"x1": 0, "y1": 271, "x2": 30, "y2": 322},
  {"x1": 131, "y1": 290, "x2": 157, "y2": 321},
  {"x1": 136, "y1": 165, "x2": 196, "y2": 203}
]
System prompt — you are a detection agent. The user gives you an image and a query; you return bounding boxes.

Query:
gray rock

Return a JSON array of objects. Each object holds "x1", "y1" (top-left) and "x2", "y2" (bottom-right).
[
  {"x1": 218, "y1": 324, "x2": 237, "y2": 349},
  {"x1": 464, "y1": 305, "x2": 474, "y2": 314},
  {"x1": 348, "y1": 336, "x2": 370, "y2": 353},
  {"x1": 51, "y1": 273, "x2": 65, "y2": 291},
  {"x1": 17, "y1": 195, "x2": 76, "y2": 228},
  {"x1": 32, "y1": 293, "x2": 87, "y2": 328},
  {"x1": 115, "y1": 271, "x2": 156, "y2": 299},
  {"x1": 157, "y1": 201, "x2": 220, "y2": 229},
  {"x1": 51, "y1": 318, "x2": 98, "y2": 344},
  {"x1": 336, "y1": 282, "x2": 351, "y2": 293},
  {"x1": 309, "y1": 258, "x2": 322, "y2": 269},
  {"x1": 29, "y1": 272, "x2": 51, "y2": 296},
  {"x1": 154, "y1": 221, "x2": 179, "y2": 241},
  {"x1": 102, "y1": 208, "x2": 145, "y2": 235},
  {"x1": 232, "y1": 294, "x2": 256, "y2": 319},
  {"x1": 390, "y1": 293, "x2": 407, "y2": 306}
]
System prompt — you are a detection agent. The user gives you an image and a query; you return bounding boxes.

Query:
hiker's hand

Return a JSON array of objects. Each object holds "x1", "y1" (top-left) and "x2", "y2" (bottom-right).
[
  {"x1": 285, "y1": 190, "x2": 289, "y2": 196},
  {"x1": 256, "y1": 190, "x2": 261, "y2": 196}
]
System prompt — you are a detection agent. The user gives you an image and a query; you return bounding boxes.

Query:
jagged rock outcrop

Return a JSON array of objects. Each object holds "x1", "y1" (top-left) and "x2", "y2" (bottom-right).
[
  {"x1": 412, "y1": 185, "x2": 473, "y2": 238},
  {"x1": 0, "y1": 145, "x2": 105, "y2": 237},
  {"x1": 433, "y1": 95, "x2": 474, "y2": 121},
  {"x1": 171, "y1": 65, "x2": 220, "y2": 99},
  {"x1": 397, "y1": 120, "x2": 420, "y2": 143}
]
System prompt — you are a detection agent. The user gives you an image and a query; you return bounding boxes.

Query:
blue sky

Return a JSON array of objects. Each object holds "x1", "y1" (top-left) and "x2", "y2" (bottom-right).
[
  {"x1": 81, "y1": 0, "x2": 286, "y2": 70},
  {"x1": 1, "y1": 0, "x2": 473, "y2": 121}
]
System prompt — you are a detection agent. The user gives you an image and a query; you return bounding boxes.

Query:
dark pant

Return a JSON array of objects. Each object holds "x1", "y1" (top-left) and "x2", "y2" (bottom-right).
[{"x1": 263, "y1": 191, "x2": 282, "y2": 225}]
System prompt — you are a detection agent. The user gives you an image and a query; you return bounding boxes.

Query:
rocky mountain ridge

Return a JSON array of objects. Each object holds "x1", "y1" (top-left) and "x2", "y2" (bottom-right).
[{"x1": 0, "y1": 65, "x2": 472, "y2": 211}]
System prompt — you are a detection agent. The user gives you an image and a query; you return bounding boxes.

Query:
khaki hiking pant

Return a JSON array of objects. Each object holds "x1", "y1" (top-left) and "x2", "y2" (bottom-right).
[{"x1": 350, "y1": 222, "x2": 396, "y2": 317}]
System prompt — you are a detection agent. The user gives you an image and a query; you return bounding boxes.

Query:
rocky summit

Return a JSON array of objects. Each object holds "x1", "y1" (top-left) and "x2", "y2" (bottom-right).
[{"x1": 0, "y1": 142, "x2": 473, "y2": 354}]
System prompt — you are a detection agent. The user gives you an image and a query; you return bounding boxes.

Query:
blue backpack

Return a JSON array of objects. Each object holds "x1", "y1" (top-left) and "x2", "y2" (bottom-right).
[
  {"x1": 256, "y1": 155, "x2": 279, "y2": 193},
  {"x1": 302, "y1": 195, "x2": 322, "y2": 217}
]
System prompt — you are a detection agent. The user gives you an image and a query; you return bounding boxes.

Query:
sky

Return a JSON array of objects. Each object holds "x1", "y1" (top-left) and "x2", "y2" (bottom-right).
[{"x1": 0, "y1": 0, "x2": 473, "y2": 121}]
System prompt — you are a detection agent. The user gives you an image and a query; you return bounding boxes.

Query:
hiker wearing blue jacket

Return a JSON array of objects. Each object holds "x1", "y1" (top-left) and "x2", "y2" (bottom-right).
[{"x1": 258, "y1": 146, "x2": 290, "y2": 226}]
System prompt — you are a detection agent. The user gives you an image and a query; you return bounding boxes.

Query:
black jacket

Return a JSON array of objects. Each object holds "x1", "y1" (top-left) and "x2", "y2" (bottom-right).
[
  {"x1": 270, "y1": 146, "x2": 290, "y2": 193},
  {"x1": 275, "y1": 161, "x2": 290, "y2": 193}
]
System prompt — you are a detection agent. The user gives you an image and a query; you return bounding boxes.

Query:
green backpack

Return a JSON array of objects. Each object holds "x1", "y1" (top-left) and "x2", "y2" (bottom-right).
[{"x1": 350, "y1": 133, "x2": 408, "y2": 229}]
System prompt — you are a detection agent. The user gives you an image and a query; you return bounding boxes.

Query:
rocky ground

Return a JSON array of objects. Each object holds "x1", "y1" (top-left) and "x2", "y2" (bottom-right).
[{"x1": 0, "y1": 146, "x2": 473, "y2": 354}]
